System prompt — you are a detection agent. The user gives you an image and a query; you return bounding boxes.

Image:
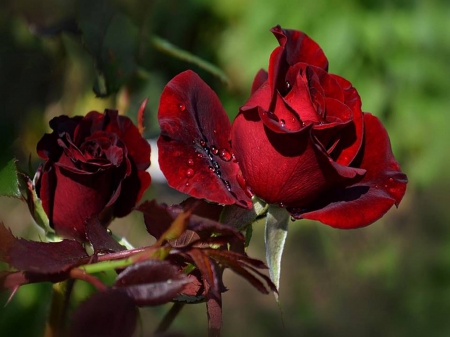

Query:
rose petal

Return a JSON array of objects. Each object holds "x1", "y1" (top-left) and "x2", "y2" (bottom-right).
[
  {"x1": 231, "y1": 110, "x2": 364, "y2": 207},
  {"x1": 271, "y1": 25, "x2": 329, "y2": 71},
  {"x1": 251, "y1": 69, "x2": 268, "y2": 94},
  {"x1": 157, "y1": 70, "x2": 252, "y2": 208},
  {"x1": 289, "y1": 113, "x2": 407, "y2": 228},
  {"x1": 329, "y1": 74, "x2": 364, "y2": 165}
]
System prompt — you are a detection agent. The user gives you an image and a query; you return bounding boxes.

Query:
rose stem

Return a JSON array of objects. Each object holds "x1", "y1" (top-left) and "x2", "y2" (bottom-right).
[
  {"x1": 44, "y1": 279, "x2": 74, "y2": 337},
  {"x1": 154, "y1": 302, "x2": 185, "y2": 334}
]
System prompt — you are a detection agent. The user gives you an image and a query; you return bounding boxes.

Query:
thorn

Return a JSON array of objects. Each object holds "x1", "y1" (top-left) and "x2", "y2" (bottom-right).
[{"x1": 5, "y1": 286, "x2": 19, "y2": 307}]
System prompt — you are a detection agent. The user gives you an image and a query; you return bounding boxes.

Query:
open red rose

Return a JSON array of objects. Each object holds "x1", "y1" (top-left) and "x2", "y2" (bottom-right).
[
  {"x1": 36, "y1": 109, "x2": 151, "y2": 241},
  {"x1": 230, "y1": 25, "x2": 407, "y2": 228}
]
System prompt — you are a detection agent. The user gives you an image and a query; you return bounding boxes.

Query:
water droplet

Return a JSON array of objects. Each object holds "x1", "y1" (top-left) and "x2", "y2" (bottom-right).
[
  {"x1": 301, "y1": 121, "x2": 306, "y2": 127},
  {"x1": 211, "y1": 146, "x2": 219, "y2": 155},
  {"x1": 197, "y1": 153, "x2": 203, "y2": 158},
  {"x1": 285, "y1": 81, "x2": 291, "y2": 89},
  {"x1": 223, "y1": 180, "x2": 231, "y2": 191},
  {"x1": 389, "y1": 178, "x2": 394, "y2": 182},
  {"x1": 279, "y1": 202, "x2": 285, "y2": 208},
  {"x1": 187, "y1": 158, "x2": 194, "y2": 166},
  {"x1": 200, "y1": 140, "x2": 206, "y2": 147},
  {"x1": 178, "y1": 104, "x2": 186, "y2": 112},
  {"x1": 279, "y1": 119, "x2": 286, "y2": 127},
  {"x1": 213, "y1": 129, "x2": 217, "y2": 134},
  {"x1": 208, "y1": 166, "x2": 214, "y2": 171},
  {"x1": 186, "y1": 168, "x2": 194, "y2": 178},
  {"x1": 215, "y1": 170, "x2": 222, "y2": 178},
  {"x1": 212, "y1": 161, "x2": 220, "y2": 169},
  {"x1": 185, "y1": 182, "x2": 190, "y2": 187},
  {"x1": 375, "y1": 185, "x2": 379, "y2": 189},
  {"x1": 384, "y1": 184, "x2": 388, "y2": 188},
  {"x1": 219, "y1": 148, "x2": 232, "y2": 161}
]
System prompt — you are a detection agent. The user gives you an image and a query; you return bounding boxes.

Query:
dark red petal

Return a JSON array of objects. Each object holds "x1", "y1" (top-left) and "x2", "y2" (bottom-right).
[
  {"x1": 231, "y1": 111, "x2": 364, "y2": 207},
  {"x1": 329, "y1": 74, "x2": 364, "y2": 165},
  {"x1": 75, "y1": 110, "x2": 151, "y2": 171},
  {"x1": 37, "y1": 115, "x2": 83, "y2": 161},
  {"x1": 290, "y1": 113, "x2": 407, "y2": 228},
  {"x1": 157, "y1": 70, "x2": 252, "y2": 208},
  {"x1": 113, "y1": 167, "x2": 150, "y2": 218},
  {"x1": 50, "y1": 161, "x2": 117, "y2": 240},
  {"x1": 251, "y1": 69, "x2": 268, "y2": 94},
  {"x1": 271, "y1": 25, "x2": 329, "y2": 71}
]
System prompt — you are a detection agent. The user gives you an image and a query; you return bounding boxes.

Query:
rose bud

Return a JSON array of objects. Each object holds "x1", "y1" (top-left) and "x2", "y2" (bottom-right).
[
  {"x1": 35, "y1": 109, "x2": 151, "y2": 241},
  {"x1": 230, "y1": 26, "x2": 407, "y2": 228}
]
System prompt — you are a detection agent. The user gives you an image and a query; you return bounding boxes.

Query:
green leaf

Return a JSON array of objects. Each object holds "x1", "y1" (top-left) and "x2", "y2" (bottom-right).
[
  {"x1": 76, "y1": 0, "x2": 139, "y2": 97},
  {"x1": 265, "y1": 205, "x2": 290, "y2": 300},
  {"x1": 0, "y1": 159, "x2": 22, "y2": 199},
  {"x1": 150, "y1": 35, "x2": 230, "y2": 86}
]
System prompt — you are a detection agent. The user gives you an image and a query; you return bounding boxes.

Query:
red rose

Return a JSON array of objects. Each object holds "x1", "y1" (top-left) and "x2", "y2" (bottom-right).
[
  {"x1": 36, "y1": 109, "x2": 151, "y2": 240},
  {"x1": 230, "y1": 26, "x2": 407, "y2": 228}
]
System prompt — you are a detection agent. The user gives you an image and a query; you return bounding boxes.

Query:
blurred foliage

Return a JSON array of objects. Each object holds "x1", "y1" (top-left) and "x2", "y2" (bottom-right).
[{"x1": 0, "y1": 0, "x2": 449, "y2": 336}]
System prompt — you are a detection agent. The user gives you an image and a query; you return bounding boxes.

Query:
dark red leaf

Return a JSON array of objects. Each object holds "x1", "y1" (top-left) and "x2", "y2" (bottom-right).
[
  {"x1": 138, "y1": 200, "x2": 244, "y2": 245},
  {"x1": 157, "y1": 70, "x2": 252, "y2": 209},
  {"x1": 204, "y1": 249, "x2": 277, "y2": 294},
  {"x1": 186, "y1": 249, "x2": 220, "y2": 297},
  {"x1": 0, "y1": 223, "x2": 89, "y2": 275},
  {"x1": 70, "y1": 290, "x2": 137, "y2": 337},
  {"x1": 180, "y1": 198, "x2": 223, "y2": 221},
  {"x1": 85, "y1": 216, "x2": 126, "y2": 254},
  {"x1": 114, "y1": 259, "x2": 190, "y2": 306}
]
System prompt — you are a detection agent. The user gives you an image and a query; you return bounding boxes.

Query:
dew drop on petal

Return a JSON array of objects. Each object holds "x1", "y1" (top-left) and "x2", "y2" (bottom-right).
[
  {"x1": 178, "y1": 104, "x2": 186, "y2": 112},
  {"x1": 223, "y1": 180, "x2": 231, "y2": 191},
  {"x1": 208, "y1": 166, "x2": 215, "y2": 171},
  {"x1": 200, "y1": 140, "x2": 206, "y2": 147},
  {"x1": 211, "y1": 146, "x2": 219, "y2": 155},
  {"x1": 389, "y1": 178, "x2": 394, "y2": 182},
  {"x1": 197, "y1": 153, "x2": 203, "y2": 158},
  {"x1": 286, "y1": 81, "x2": 291, "y2": 90},
  {"x1": 185, "y1": 182, "x2": 190, "y2": 187},
  {"x1": 213, "y1": 129, "x2": 217, "y2": 134},
  {"x1": 219, "y1": 148, "x2": 232, "y2": 161},
  {"x1": 279, "y1": 119, "x2": 286, "y2": 127},
  {"x1": 187, "y1": 158, "x2": 194, "y2": 166},
  {"x1": 279, "y1": 202, "x2": 285, "y2": 208},
  {"x1": 186, "y1": 168, "x2": 194, "y2": 178}
]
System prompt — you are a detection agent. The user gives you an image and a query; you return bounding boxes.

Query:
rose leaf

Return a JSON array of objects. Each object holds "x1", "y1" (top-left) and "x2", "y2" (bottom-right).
[
  {"x1": 70, "y1": 290, "x2": 138, "y2": 337},
  {"x1": 76, "y1": 0, "x2": 139, "y2": 97},
  {"x1": 0, "y1": 159, "x2": 22, "y2": 199},
  {"x1": 114, "y1": 259, "x2": 190, "y2": 306},
  {"x1": 85, "y1": 217, "x2": 126, "y2": 254},
  {"x1": 0, "y1": 223, "x2": 89, "y2": 275}
]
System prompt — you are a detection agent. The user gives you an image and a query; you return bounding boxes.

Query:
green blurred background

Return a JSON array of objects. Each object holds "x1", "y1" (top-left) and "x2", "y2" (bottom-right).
[{"x1": 1, "y1": 0, "x2": 449, "y2": 336}]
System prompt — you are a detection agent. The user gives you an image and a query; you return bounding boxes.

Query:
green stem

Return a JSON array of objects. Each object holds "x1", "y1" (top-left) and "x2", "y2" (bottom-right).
[
  {"x1": 44, "y1": 279, "x2": 74, "y2": 337},
  {"x1": 149, "y1": 35, "x2": 230, "y2": 86},
  {"x1": 154, "y1": 302, "x2": 185, "y2": 334}
]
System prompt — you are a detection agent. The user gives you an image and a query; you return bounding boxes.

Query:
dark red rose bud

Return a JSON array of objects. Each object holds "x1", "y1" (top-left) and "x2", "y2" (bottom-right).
[
  {"x1": 230, "y1": 26, "x2": 407, "y2": 228},
  {"x1": 35, "y1": 109, "x2": 151, "y2": 241}
]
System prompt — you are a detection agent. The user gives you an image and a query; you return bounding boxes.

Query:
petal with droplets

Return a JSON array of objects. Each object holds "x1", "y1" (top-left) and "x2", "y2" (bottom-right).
[{"x1": 157, "y1": 70, "x2": 252, "y2": 208}]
